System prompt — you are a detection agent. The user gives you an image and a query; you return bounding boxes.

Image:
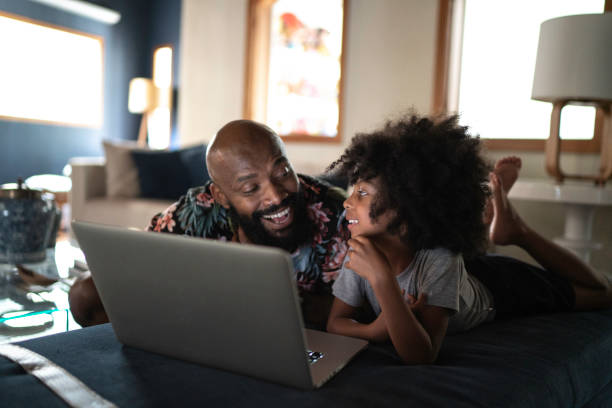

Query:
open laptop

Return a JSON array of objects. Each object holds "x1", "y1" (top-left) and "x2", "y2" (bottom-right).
[{"x1": 71, "y1": 221, "x2": 367, "y2": 389}]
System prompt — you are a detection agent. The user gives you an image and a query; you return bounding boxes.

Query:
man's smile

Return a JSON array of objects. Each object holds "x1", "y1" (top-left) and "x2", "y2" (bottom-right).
[{"x1": 261, "y1": 206, "x2": 293, "y2": 230}]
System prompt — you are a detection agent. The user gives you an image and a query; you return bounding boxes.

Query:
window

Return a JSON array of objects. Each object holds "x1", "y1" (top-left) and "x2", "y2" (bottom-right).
[
  {"x1": 245, "y1": 0, "x2": 346, "y2": 142},
  {"x1": 0, "y1": 11, "x2": 103, "y2": 127},
  {"x1": 434, "y1": 0, "x2": 608, "y2": 151}
]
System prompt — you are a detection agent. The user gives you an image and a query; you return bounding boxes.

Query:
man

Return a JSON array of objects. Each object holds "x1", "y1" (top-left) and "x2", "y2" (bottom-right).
[{"x1": 69, "y1": 120, "x2": 350, "y2": 328}]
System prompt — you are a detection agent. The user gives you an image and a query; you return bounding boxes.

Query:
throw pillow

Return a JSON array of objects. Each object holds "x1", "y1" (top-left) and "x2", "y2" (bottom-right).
[
  {"x1": 130, "y1": 144, "x2": 209, "y2": 200},
  {"x1": 102, "y1": 140, "x2": 149, "y2": 198}
]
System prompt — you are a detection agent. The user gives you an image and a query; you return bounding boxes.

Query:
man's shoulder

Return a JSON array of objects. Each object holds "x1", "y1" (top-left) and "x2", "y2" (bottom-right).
[
  {"x1": 149, "y1": 181, "x2": 233, "y2": 239},
  {"x1": 170, "y1": 182, "x2": 219, "y2": 217},
  {"x1": 181, "y1": 181, "x2": 216, "y2": 204},
  {"x1": 293, "y1": 174, "x2": 350, "y2": 285},
  {"x1": 298, "y1": 174, "x2": 346, "y2": 208},
  {"x1": 299, "y1": 173, "x2": 348, "y2": 238}
]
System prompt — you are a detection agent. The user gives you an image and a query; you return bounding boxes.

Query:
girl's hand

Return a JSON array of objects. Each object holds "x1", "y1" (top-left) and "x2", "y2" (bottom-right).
[
  {"x1": 404, "y1": 291, "x2": 426, "y2": 307},
  {"x1": 345, "y1": 236, "x2": 393, "y2": 284},
  {"x1": 404, "y1": 291, "x2": 427, "y2": 320}
]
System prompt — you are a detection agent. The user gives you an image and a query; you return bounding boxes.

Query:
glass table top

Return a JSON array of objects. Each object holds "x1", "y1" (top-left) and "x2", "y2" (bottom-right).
[{"x1": 0, "y1": 238, "x2": 85, "y2": 344}]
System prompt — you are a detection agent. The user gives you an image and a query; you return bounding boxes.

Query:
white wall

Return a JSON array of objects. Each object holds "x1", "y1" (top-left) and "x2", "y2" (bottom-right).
[{"x1": 178, "y1": 0, "x2": 247, "y2": 146}]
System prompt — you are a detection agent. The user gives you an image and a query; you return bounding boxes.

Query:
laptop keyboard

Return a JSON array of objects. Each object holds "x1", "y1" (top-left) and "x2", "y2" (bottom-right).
[{"x1": 306, "y1": 350, "x2": 324, "y2": 364}]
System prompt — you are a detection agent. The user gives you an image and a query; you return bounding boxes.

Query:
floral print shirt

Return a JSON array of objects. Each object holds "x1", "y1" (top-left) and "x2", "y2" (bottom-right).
[{"x1": 148, "y1": 174, "x2": 350, "y2": 296}]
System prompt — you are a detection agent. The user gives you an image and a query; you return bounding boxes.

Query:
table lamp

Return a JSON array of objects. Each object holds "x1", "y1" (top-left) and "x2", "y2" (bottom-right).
[
  {"x1": 128, "y1": 77, "x2": 155, "y2": 146},
  {"x1": 531, "y1": 13, "x2": 612, "y2": 185}
]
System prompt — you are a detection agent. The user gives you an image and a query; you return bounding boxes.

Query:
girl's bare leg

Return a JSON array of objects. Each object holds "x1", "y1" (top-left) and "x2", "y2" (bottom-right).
[{"x1": 489, "y1": 172, "x2": 612, "y2": 310}]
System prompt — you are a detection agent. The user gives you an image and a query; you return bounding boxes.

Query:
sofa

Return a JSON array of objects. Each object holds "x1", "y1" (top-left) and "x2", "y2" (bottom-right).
[
  {"x1": 68, "y1": 139, "x2": 213, "y2": 232},
  {"x1": 69, "y1": 156, "x2": 174, "y2": 231}
]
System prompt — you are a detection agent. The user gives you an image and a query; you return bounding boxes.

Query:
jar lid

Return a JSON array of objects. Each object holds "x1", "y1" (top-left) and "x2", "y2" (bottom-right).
[{"x1": 0, "y1": 178, "x2": 44, "y2": 199}]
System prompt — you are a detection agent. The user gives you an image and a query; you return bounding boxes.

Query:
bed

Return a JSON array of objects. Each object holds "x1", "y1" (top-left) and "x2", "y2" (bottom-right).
[{"x1": 2, "y1": 309, "x2": 611, "y2": 407}]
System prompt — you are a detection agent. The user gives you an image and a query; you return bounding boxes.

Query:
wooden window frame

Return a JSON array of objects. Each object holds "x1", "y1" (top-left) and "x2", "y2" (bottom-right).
[
  {"x1": 244, "y1": 0, "x2": 348, "y2": 143},
  {"x1": 433, "y1": 0, "x2": 611, "y2": 152}
]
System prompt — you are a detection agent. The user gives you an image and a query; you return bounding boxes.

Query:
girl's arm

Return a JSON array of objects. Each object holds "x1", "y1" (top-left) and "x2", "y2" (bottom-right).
[
  {"x1": 370, "y1": 275, "x2": 450, "y2": 364},
  {"x1": 347, "y1": 237, "x2": 451, "y2": 364},
  {"x1": 327, "y1": 298, "x2": 389, "y2": 342}
]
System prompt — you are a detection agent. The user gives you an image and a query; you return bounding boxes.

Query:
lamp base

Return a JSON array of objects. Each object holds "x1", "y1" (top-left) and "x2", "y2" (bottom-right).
[
  {"x1": 136, "y1": 112, "x2": 149, "y2": 147},
  {"x1": 545, "y1": 101, "x2": 612, "y2": 186}
]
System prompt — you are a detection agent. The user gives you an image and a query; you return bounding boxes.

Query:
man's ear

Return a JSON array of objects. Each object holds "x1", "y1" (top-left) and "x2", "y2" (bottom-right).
[{"x1": 209, "y1": 183, "x2": 230, "y2": 209}]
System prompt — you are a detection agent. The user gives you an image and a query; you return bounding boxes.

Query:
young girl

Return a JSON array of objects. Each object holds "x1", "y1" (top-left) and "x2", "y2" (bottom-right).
[{"x1": 326, "y1": 114, "x2": 612, "y2": 365}]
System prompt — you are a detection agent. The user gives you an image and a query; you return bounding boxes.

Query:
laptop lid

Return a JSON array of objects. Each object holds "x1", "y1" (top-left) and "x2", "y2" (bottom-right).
[{"x1": 71, "y1": 221, "x2": 366, "y2": 389}]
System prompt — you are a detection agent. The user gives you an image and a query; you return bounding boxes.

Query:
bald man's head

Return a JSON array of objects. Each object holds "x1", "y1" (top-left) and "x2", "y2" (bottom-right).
[
  {"x1": 206, "y1": 120, "x2": 310, "y2": 252},
  {"x1": 206, "y1": 120, "x2": 286, "y2": 184}
]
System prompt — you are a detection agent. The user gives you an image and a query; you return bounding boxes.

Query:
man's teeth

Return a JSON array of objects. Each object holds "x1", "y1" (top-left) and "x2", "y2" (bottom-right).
[
  {"x1": 263, "y1": 208, "x2": 290, "y2": 220},
  {"x1": 348, "y1": 219, "x2": 359, "y2": 224}
]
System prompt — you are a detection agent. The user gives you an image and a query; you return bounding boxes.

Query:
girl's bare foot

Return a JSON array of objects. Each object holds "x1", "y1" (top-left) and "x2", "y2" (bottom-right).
[
  {"x1": 488, "y1": 172, "x2": 527, "y2": 246},
  {"x1": 494, "y1": 156, "x2": 521, "y2": 193},
  {"x1": 483, "y1": 200, "x2": 494, "y2": 226},
  {"x1": 483, "y1": 156, "x2": 522, "y2": 226}
]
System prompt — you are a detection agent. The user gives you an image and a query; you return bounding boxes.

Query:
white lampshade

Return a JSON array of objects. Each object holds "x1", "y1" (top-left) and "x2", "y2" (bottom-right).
[
  {"x1": 532, "y1": 13, "x2": 612, "y2": 104},
  {"x1": 128, "y1": 77, "x2": 155, "y2": 113}
]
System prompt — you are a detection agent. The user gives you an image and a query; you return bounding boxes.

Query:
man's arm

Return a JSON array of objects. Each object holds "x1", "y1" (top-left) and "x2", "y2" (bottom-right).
[
  {"x1": 68, "y1": 272, "x2": 108, "y2": 326},
  {"x1": 70, "y1": 199, "x2": 185, "y2": 327}
]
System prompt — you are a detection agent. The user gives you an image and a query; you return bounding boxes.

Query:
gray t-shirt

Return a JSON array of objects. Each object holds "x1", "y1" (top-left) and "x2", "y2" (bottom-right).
[{"x1": 332, "y1": 248, "x2": 495, "y2": 334}]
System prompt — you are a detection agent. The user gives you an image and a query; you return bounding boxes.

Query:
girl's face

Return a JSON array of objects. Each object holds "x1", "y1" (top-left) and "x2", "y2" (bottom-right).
[{"x1": 343, "y1": 178, "x2": 394, "y2": 238}]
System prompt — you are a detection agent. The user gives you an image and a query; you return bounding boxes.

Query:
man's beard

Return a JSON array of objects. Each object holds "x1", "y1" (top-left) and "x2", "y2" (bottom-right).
[{"x1": 228, "y1": 192, "x2": 313, "y2": 253}]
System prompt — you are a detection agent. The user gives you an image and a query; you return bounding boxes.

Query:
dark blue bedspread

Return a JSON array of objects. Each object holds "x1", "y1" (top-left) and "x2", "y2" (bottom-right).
[{"x1": 2, "y1": 310, "x2": 612, "y2": 407}]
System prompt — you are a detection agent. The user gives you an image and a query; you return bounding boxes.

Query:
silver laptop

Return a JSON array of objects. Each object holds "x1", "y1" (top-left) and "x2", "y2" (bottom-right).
[{"x1": 71, "y1": 221, "x2": 367, "y2": 389}]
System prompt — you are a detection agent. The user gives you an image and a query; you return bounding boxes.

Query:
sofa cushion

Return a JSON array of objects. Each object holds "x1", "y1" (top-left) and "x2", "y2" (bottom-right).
[
  {"x1": 102, "y1": 140, "x2": 148, "y2": 198},
  {"x1": 74, "y1": 197, "x2": 173, "y2": 230},
  {"x1": 131, "y1": 144, "x2": 209, "y2": 200}
]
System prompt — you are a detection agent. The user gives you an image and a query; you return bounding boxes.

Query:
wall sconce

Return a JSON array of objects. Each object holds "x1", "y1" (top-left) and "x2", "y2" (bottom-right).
[
  {"x1": 532, "y1": 13, "x2": 612, "y2": 185},
  {"x1": 128, "y1": 46, "x2": 173, "y2": 149}
]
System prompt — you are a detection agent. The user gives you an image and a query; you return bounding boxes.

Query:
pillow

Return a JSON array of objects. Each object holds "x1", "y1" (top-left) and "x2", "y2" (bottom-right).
[
  {"x1": 130, "y1": 144, "x2": 209, "y2": 200},
  {"x1": 102, "y1": 140, "x2": 149, "y2": 198}
]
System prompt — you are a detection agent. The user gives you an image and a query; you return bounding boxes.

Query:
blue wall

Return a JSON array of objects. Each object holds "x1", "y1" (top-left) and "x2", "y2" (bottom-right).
[
  {"x1": 148, "y1": 0, "x2": 182, "y2": 147},
  {"x1": 0, "y1": 0, "x2": 181, "y2": 184}
]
